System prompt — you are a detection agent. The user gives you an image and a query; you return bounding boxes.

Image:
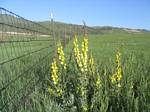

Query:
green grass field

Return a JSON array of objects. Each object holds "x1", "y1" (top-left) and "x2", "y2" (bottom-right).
[
  {"x1": 63, "y1": 32, "x2": 150, "y2": 112},
  {"x1": 0, "y1": 34, "x2": 55, "y2": 112},
  {"x1": 0, "y1": 31, "x2": 150, "y2": 112},
  {"x1": 67, "y1": 31, "x2": 150, "y2": 57}
]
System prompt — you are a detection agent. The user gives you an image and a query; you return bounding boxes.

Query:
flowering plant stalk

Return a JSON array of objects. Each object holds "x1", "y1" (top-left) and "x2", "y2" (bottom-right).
[
  {"x1": 48, "y1": 35, "x2": 104, "y2": 112},
  {"x1": 110, "y1": 50, "x2": 122, "y2": 88}
]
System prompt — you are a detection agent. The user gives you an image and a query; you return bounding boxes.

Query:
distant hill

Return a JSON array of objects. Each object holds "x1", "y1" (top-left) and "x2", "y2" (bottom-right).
[
  {"x1": 0, "y1": 14, "x2": 149, "y2": 35},
  {"x1": 38, "y1": 21, "x2": 150, "y2": 35},
  {"x1": 0, "y1": 14, "x2": 36, "y2": 32}
]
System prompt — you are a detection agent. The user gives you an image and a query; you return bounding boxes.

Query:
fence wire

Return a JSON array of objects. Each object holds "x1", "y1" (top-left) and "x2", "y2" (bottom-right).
[
  {"x1": 0, "y1": 6, "x2": 84, "y2": 111},
  {"x1": 0, "y1": 7, "x2": 55, "y2": 111}
]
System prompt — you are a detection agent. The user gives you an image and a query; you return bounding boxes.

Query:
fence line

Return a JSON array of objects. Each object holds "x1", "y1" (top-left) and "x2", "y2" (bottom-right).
[
  {"x1": 0, "y1": 7, "x2": 83, "y2": 111},
  {"x1": 0, "y1": 7, "x2": 55, "y2": 111}
]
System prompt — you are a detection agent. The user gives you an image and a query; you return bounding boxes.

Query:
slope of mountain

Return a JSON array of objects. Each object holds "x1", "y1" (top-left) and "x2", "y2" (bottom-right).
[{"x1": 0, "y1": 14, "x2": 149, "y2": 35}]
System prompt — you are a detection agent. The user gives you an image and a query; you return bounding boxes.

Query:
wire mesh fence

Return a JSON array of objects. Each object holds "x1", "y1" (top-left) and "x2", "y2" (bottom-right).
[
  {"x1": 0, "y1": 7, "x2": 55, "y2": 111},
  {"x1": 0, "y1": 6, "x2": 85, "y2": 111}
]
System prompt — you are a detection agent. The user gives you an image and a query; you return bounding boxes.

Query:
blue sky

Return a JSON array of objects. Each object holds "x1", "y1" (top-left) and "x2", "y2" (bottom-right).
[{"x1": 0, "y1": 0, "x2": 150, "y2": 30}]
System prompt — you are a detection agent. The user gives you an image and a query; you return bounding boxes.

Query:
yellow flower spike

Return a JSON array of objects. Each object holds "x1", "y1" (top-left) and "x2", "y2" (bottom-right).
[
  {"x1": 73, "y1": 36, "x2": 83, "y2": 72},
  {"x1": 96, "y1": 73, "x2": 101, "y2": 89},
  {"x1": 73, "y1": 36, "x2": 90, "y2": 111},
  {"x1": 89, "y1": 54, "x2": 96, "y2": 74},
  {"x1": 51, "y1": 59, "x2": 59, "y2": 85},
  {"x1": 57, "y1": 42, "x2": 67, "y2": 70},
  {"x1": 110, "y1": 50, "x2": 122, "y2": 87},
  {"x1": 57, "y1": 88, "x2": 63, "y2": 97},
  {"x1": 110, "y1": 73, "x2": 117, "y2": 84},
  {"x1": 81, "y1": 38, "x2": 88, "y2": 72},
  {"x1": 73, "y1": 36, "x2": 89, "y2": 73}
]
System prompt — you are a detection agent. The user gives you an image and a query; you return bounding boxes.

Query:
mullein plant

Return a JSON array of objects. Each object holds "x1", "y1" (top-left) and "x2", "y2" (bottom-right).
[
  {"x1": 73, "y1": 36, "x2": 88, "y2": 111},
  {"x1": 72, "y1": 36, "x2": 102, "y2": 111},
  {"x1": 110, "y1": 50, "x2": 123, "y2": 88},
  {"x1": 48, "y1": 42, "x2": 66, "y2": 99},
  {"x1": 88, "y1": 54, "x2": 95, "y2": 74},
  {"x1": 49, "y1": 35, "x2": 102, "y2": 111},
  {"x1": 73, "y1": 35, "x2": 83, "y2": 71},
  {"x1": 81, "y1": 37, "x2": 88, "y2": 72},
  {"x1": 80, "y1": 37, "x2": 89, "y2": 112},
  {"x1": 48, "y1": 59, "x2": 63, "y2": 97},
  {"x1": 87, "y1": 54, "x2": 102, "y2": 111},
  {"x1": 57, "y1": 42, "x2": 67, "y2": 70}
]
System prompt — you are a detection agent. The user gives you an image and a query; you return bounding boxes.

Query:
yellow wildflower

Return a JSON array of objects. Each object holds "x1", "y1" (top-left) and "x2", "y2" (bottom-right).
[
  {"x1": 89, "y1": 54, "x2": 95, "y2": 74},
  {"x1": 81, "y1": 38, "x2": 88, "y2": 72},
  {"x1": 73, "y1": 36, "x2": 83, "y2": 71},
  {"x1": 51, "y1": 59, "x2": 58, "y2": 85},
  {"x1": 50, "y1": 58, "x2": 63, "y2": 97},
  {"x1": 110, "y1": 50, "x2": 122, "y2": 86},
  {"x1": 57, "y1": 88, "x2": 63, "y2": 97},
  {"x1": 96, "y1": 76, "x2": 101, "y2": 88},
  {"x1": 57, "y1": 42, "x2": 66, "y2": 70},
  {"x1": 73, "y1": 36, "x2": 89, "y2": 111},
  {"x1": 110, "y1": 74, "x2": 116, "y2": 84},
  {"x1": 73, "y1": 36, "x2": 89, "y2": 73}
]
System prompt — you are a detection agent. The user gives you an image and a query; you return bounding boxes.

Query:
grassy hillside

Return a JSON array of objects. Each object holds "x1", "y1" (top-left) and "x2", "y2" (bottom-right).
[
  {"x1": 38, "y1": 21, "x2": 150, "y2": 35},
  {"x1": 1, "y1": 14, "x2": 149, "y2": 36}
]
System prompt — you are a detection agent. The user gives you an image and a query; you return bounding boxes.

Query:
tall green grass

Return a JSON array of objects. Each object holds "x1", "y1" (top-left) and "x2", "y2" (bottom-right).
[
  {"x1": 1, "y1": 32, "x2": 150, "y2": 112},
  {"x1": 60, "y1": 32, "x2": 150, "y2": 112}
]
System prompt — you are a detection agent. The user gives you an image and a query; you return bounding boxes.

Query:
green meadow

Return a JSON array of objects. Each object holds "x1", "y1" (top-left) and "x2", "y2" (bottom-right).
[
  {"x1": 0, "y1": 31, "x2": 150, "y2": 112},
  {"x1": 64, "y1": 31, "x2": 150, "y2": 112}
]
